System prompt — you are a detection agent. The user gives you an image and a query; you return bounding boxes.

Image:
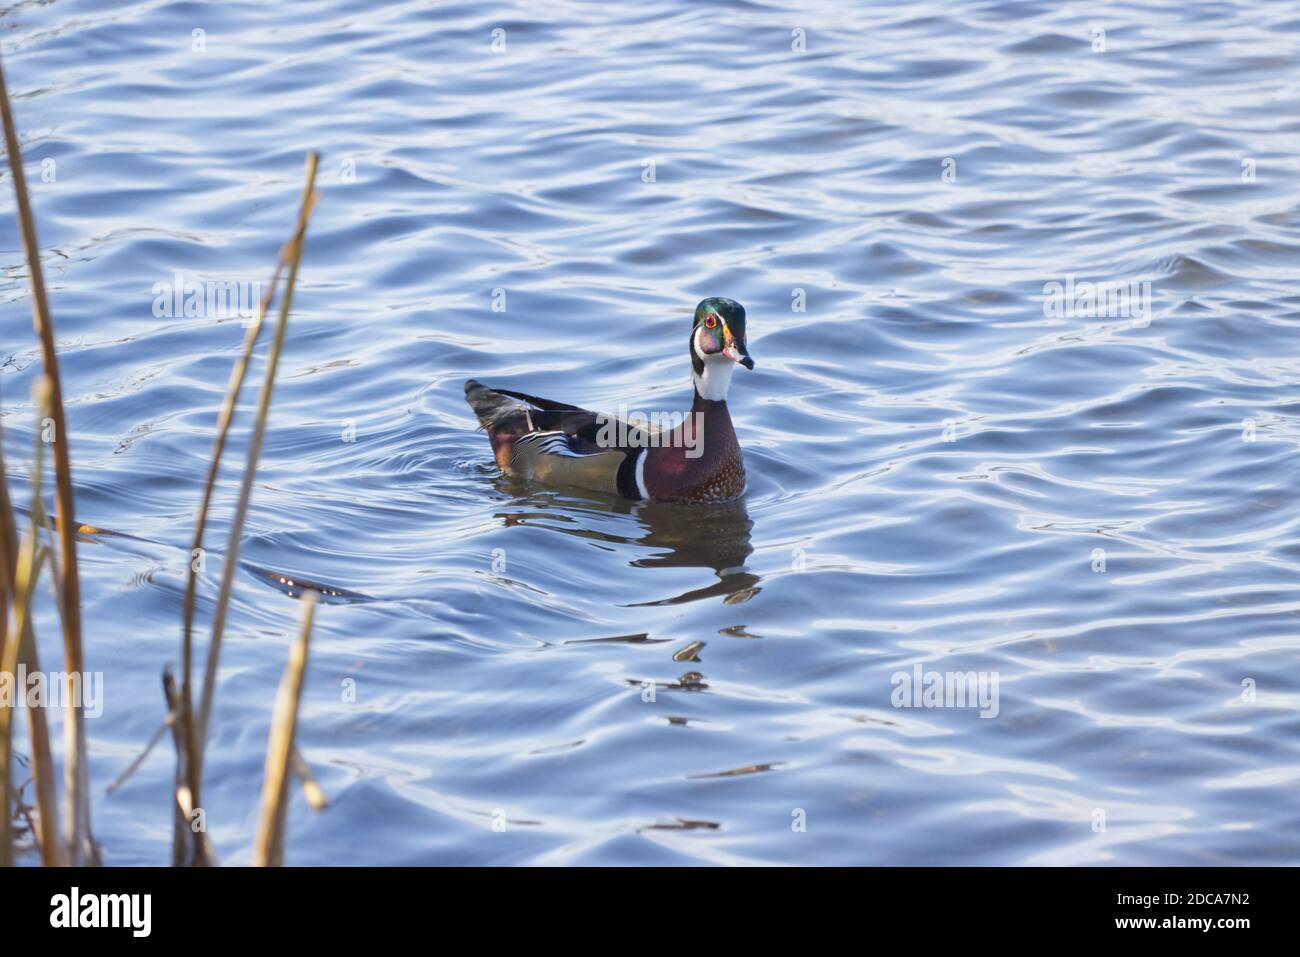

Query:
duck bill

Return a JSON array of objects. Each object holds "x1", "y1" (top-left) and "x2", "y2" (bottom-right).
[{"x1": 722, "y1": 331, "x2": 755, "y2": 369}]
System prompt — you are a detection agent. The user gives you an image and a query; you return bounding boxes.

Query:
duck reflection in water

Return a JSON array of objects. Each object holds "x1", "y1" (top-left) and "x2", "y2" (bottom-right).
[{"x1": 493, "y1": 482, "x2": 760, "y2": 607}]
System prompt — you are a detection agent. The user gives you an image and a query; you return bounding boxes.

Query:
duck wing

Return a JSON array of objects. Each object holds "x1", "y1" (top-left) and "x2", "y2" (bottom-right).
[{"x1": 464, "y1": 379, "x2": 650, "y2": 498}]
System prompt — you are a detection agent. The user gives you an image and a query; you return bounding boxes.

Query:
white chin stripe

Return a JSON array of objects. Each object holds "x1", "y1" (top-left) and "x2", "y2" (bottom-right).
[
  {"x1": 693, "y1": 354, "x2": 734, "y2": 401},
  {"x1": 635, "y1": 447, "x2": 650, "y2": 499},
  {"x1": 692, "y1": 326, "x2": 708, "y2": 362}
]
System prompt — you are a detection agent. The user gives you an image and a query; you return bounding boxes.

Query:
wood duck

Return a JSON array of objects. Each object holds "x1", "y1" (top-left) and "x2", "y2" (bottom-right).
[{"x1": 465, "y1": 297, "x2": 755, "y2": 503}]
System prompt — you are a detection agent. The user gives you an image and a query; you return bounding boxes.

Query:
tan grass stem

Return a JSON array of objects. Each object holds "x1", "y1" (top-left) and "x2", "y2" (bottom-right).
[
  {"x1": 253, "y1": 590, "x2": 317, "y2": 866},
  {"x1": 0, "y1": 400, "x2": 62, "y2": 866},
  {"x1": 0, "y1": 52, "x2": 92, "y2": 865},
  {"x1": 0, "y1": 536, "x2": 47, "y2": 866},
  {"x1": 193, "y1": 152, "x2": 319, "y2": 850}
]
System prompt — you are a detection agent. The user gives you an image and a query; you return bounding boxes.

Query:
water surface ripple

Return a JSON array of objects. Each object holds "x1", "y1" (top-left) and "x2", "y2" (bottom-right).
[{"x1": 3, "y1": 0, "x2": 1300, "y2": 865}]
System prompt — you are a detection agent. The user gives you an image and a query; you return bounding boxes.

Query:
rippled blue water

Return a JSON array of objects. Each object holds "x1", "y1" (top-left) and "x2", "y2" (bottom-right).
[{"x1": 3, "y1": 0, "x2": 1300, "y2": 865}]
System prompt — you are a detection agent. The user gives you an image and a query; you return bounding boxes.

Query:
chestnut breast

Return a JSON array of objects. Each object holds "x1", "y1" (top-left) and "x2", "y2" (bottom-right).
[{"x1": 644, "y1": 399, "x2": 746, "y2": 502}]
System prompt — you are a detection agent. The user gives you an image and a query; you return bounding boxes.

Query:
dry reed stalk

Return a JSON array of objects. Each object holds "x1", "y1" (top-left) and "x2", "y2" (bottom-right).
[
  {"x1": 0, "y1": 536, "x2": 45, "y2": 867},
  {"x1": 0, "y1": 390, "x2": 63, "y2": 866},
  {"x1": 174, "y1": 261, "x2": 285, "y2": 865},
  {"x1": 26, "y1": 389, "x2": 97, "y2": 864},
  {"x1": 160, "y1": 668, "x2": 195, "y2": 867},
  {"x1": 188, "y1": 152, "x2": 319, "y2": 863},
  {"x1": 290, "y1": 746, "x2": 327, "y2": 811},
  {"x1": 0, "y1": 510, "x2": 18, "y2": 867},
  {"x1": 0, "y1": 51, "x2": 92, "y2": 865},
  {"x1": 103, "y1": 713, "x2": 169, "y2": 797},
  {"x1": 0, "y1": 392, "x2": 12, "y2": 665},
  {"x1": 194, "y1": 154, "x2": 318, "y2": 749},
  {"x1": 0, "y1": 400, "x2": 55, "y2": 865},
  {"x1": 252, "y1": 589, "x2": 317, "y2": 866},
  {"x1": 0, "y1": 390, "x2": 14, "y2": 865},
  {"x1": 1, "y1": 49, "x2": 329, "y2": 869}
]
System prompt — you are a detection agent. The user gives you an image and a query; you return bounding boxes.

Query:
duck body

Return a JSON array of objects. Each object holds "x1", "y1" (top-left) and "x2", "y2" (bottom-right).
[{"x1": 464, "y1": 297, "x2": 755, "y2": 503}]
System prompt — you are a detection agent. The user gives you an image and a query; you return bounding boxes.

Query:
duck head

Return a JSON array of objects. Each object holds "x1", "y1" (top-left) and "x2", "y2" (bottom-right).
[{"x1": 691, "y1": 297, "x2": 755, "y2": 375}]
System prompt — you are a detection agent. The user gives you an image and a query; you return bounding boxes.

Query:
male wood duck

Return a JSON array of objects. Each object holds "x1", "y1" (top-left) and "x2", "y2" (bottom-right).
[{"x1": 465, "y1": 297, "x2": 755, "y2": 503}]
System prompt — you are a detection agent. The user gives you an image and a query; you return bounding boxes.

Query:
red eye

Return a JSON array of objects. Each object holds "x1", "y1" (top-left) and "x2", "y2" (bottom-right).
[{"x1": 704, "y1": 315, "x2": 717, "y2": 328}]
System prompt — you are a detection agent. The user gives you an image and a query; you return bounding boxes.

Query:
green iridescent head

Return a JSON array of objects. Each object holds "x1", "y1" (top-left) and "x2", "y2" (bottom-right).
[{"x1": 691, "y1": 297, "x2": 754, "y2": 371}]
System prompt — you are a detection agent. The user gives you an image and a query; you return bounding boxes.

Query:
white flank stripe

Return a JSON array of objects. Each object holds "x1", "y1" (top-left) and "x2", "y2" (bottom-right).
[{"x1": 634, "y1": 448, "x2": 650, "y2": 499}]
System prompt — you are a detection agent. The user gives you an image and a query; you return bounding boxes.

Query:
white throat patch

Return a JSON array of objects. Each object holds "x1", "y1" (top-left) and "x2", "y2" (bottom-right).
[{"x1": 693, "y1": 327, "x2": 735, "y2": 401}]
